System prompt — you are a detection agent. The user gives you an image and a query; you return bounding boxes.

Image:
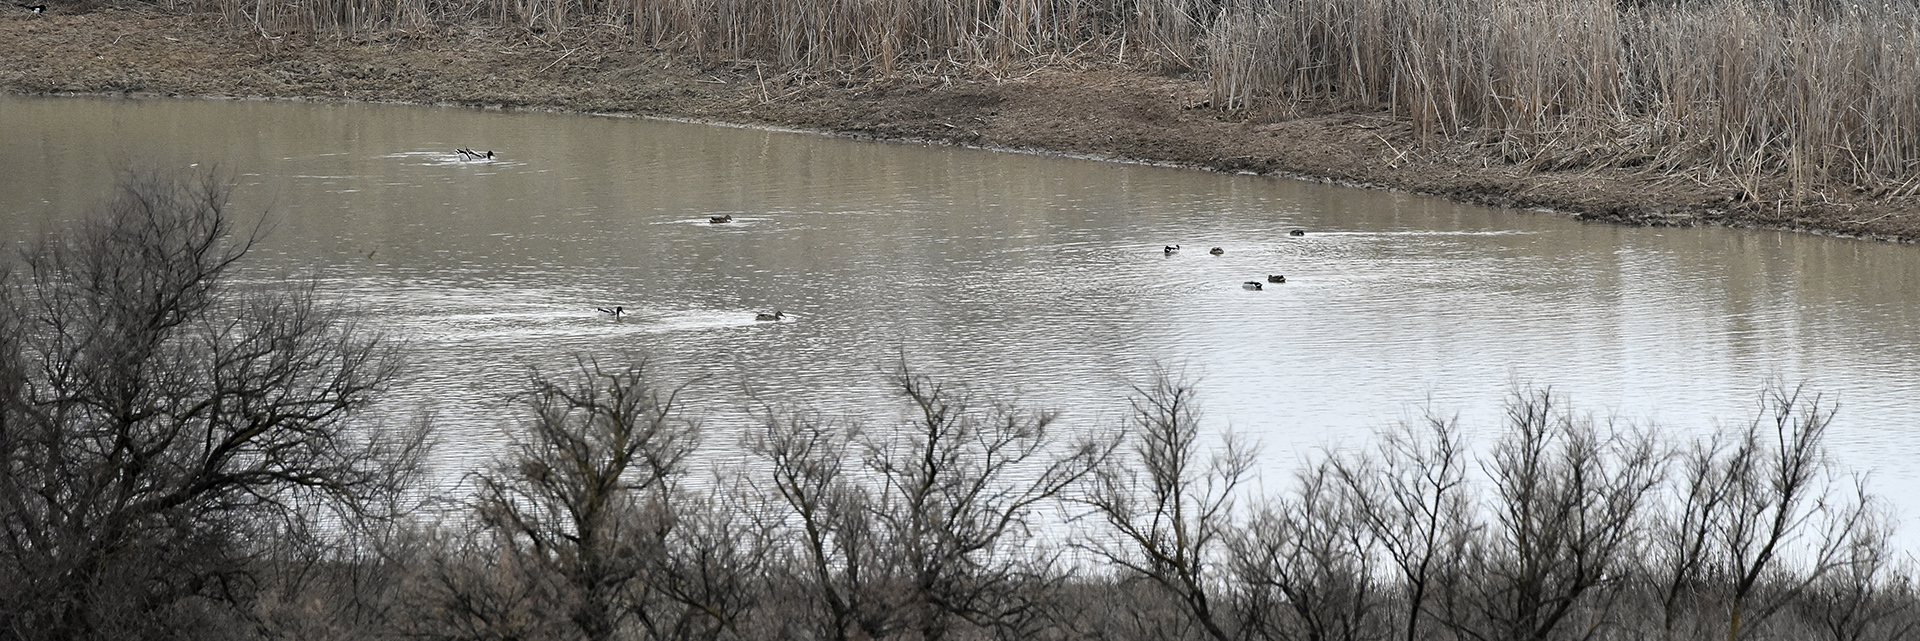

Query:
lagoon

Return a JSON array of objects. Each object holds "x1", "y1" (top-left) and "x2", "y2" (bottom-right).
[{"x1": 3, "y1": 94, "x2": 1917, "y2": 521}]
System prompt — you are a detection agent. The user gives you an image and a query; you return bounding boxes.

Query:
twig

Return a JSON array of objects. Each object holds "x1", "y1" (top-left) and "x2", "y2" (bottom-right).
[
  {"x1": 1843, "y1": 212, "x2": 1899, "y2": 225},
  {"x1": 1375, "y1": 134, "x2": 1410, "y2": 167},
  {"x1": 538, "y1": 47, "x2": 577, "y2": 74}
]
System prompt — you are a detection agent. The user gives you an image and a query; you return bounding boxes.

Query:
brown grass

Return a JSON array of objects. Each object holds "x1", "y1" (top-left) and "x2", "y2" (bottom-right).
[
  {"x1": 178, "y1": 0, "x2": 1920, "y2": 199},
  {"x1": 196, "y1": 0, "x2": 1220, "y2": 73},
  {"x1": 1207, "y1": 0, "x2": 1920, "y2": 198}
]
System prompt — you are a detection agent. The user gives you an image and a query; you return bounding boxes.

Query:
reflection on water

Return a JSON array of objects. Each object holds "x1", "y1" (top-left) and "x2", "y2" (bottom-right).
[{"x1": 4, "y1": 95, "x2": 1920, "y2": 523}]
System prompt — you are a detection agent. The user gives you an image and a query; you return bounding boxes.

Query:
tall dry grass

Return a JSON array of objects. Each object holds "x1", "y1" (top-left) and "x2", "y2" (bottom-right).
[
  {"x1": 185, "y1": 0, "x2": 1920, "y2": 197},
  {"x1": 1208, "y1": 0, "x2": 1920, "y2": 196},
  {"x1": 202, "y1": 0, "x2": 1221, "y2": 73}
]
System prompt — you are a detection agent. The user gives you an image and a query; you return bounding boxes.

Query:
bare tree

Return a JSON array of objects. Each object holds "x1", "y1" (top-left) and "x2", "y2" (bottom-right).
[
  {"x1": 1229, "y1": 460, "x2": 1383, "y2": 641},
  {"x1": 749, "y1": 406, "x2": 897, "y2": 641},
  {"x1": 0, "y1": 167, "x2": 424, "y2": 641},
  {"x1": 1794, "y1": 501, "x2": 1916, "y2": 641},
  {"x1": 1079, "y1": 371, "x2": 1255, "y2": 641},
  {"x1": 445, "y1": 357, "x2": 705, "y2": 641},
  {"x1": 752, "y1": 364, "x2": 1112, "y2": 641},
  {"x1": 1648, "y1": 428, "x2": 1750, "y2": 639},
  {"x1": 1468, "y1": 386, "x2": 1663, "y2": 641},
  {"x1": 629, "y1": 485, "x2": 775, "y2": 641},
  {"x1": 866, "y1": 364, "x2": 1113, "y2": 641},
  {"x1": 1335, "y1": 411, "x2": 1474, "y2": 641},
  {"x1": 1717, "y1": 385, "x2": 1872, "y2": 641}
]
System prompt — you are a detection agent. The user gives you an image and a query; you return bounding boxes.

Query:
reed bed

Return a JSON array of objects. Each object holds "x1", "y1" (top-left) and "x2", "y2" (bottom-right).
[
  {"x1": 187, "y1": 0, "x2": 1920, "y2": 197},
  {"x1": 1208, "y1": 0, "x2": 1920, "y2": 196},
  {"x1": 203, "y1": 0, "x2": 1222, "y2": 72}
]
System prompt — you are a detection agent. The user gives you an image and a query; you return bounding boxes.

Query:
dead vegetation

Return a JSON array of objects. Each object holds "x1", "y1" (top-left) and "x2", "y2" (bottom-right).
[
  {"x1": 133, "y1": 0, "x2": 1920, "y2": 213},
  {"x1": 1207, "y1": 0, "x2": 1920, "y2": 206}
]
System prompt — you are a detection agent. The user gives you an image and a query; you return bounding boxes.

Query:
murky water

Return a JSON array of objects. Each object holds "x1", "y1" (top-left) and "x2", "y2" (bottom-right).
[{"x1": 4, "y1": 95, "x2": 1919, "y2": 524}]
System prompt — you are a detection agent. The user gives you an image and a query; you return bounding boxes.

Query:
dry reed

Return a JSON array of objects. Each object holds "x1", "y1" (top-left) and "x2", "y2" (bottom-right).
[
  {"x1": 1208, "y1": 0, "x2": 1920, "y2": 196},
  {"x1": 210, "y1": 0, "x2": 1218, "y2": 73},
  {"x1": 194, "y1": 0, "x2": 1920, "y2": 197}
]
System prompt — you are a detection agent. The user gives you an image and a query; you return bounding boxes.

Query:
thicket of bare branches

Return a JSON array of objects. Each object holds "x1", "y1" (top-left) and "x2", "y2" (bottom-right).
[
  {"x1": 1073, "y1": 381, "x2": 1898, "y2": 641},
  {"x1": 0, "y1": 168, "x2": 428, "y2": 641},
  {"x1": 743, "y1": 364, "x2": 1115, "y2": 641}
]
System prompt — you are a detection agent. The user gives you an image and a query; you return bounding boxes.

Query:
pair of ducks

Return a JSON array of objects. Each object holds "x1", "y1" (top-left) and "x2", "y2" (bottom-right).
[
  {"x1": 1243, "y1": 275, "x2": 1288, "y2": 290},
  {"x1": 597, "y1": 306, "x2": 784, "y2": 322},
  {"x1": 1164, "y1": 230, "x2": 1306, "y2": 256}
]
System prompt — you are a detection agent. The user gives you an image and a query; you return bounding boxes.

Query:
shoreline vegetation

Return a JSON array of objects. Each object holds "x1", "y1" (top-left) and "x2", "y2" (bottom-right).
[
  {"x1": 4, "y1": 0, "x2": 1920, "y2": 241},
  {"x1": 4, "y1": 169, "x2": 1916, "y2": 641}
]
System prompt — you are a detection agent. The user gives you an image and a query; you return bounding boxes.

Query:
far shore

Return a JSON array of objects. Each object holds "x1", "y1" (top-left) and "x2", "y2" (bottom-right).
[{"x1": 5, "y1": 5, "x2": 1918, "y2": 243}]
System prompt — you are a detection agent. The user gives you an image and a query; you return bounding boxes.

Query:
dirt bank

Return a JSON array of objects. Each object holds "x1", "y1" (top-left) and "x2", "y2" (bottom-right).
[{"x1": 5, "y1": 5, "x2": 1917, "y2": 242}]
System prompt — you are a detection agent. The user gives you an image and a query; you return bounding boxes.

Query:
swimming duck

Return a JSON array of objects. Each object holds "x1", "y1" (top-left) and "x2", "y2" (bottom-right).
[
  {"x1": 1164, "y1": 245, "x2": 1180, "y2": 254},
  {"x1": 755, "y1": 311, "x2": 785, "y2": 322},
  {"x1": 596, "y1": 306, "x2": 625, "y2": 319},
  {"x1": 1289, "y1": 229, "x2": 1306, "y2": 236},
  {"x1": 1267, "y1": 275, "x2": 1286, "y2": 283},
  {"x1": 1242, "y1": 281, "x2": 1264, "y2": 290},
  {"x1": 1209, "y1": 247, "x2": 1224, "y2": 255},
  {"x1": 710, "y1": 214, "x2": 734, "y2": 224},
  {"x1": 456, "y1": 148, "x2": 495, "y2": 160}
]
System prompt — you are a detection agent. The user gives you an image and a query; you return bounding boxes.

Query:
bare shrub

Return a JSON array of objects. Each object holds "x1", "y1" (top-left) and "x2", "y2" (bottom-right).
[
  {"x1": 1713, "y1": 385, "x2": 1874, "y2": 641},
  {"x1": 0, "y1": 166, "x2": 424, "y2": 641},
  {"x1": 750, "y1": 405, "x2": 898, "y2": 641},
  {"x1": 1079, "y1": 371, "x2": 1255, "y2": 641},
  {"x1": 1335, "y1": 412, "x2": 1474, "y2": 641},
  {"x1": 248, "y1": 511, "x2": 441, "y2": 641},
  {"x1": 631, "y1": 486, "x2": 773, "y2": 641},
  {"x1": 1456, "y1": 387, "x2": 1664, "y2": 641},
  {"x1": 1648, "y1": 426, "x2": 1751, "y2": 639},
  {"x1": 1632, "y1": 385, "x2": 1878, "y2": 641},
  {"x1": 1228, "y1": 460, "x2": 1384, "y2": 641},
  {"x1": 872, "y1": 365, "x2": 1112, "y2": 640},
  {"x1": 426, "y1": 357, "x2": 752, "y2": 641},
  {"x1": 1791, "y1": 504, "x2": 1918, "y2": 641},
  {"x1": 752, "y1": 363, "x2": 1112, "y2": 641}
]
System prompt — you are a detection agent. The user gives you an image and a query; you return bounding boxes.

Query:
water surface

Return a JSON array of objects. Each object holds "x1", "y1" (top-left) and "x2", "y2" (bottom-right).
[{"x1": 3, "y1": 95, "x2": 1917, "y2": 521}]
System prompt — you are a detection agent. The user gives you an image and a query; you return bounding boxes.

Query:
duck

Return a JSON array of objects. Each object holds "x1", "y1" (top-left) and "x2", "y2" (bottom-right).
[
  {"x1": 1242, "y1": 281, "x2": 1264, "y2": 290},
  {"x1": 1289, "y1": 229, "x2": 1306, "y2": 236},
  {"x1": 1267, "y1": 275, "x2": 1286, "y2": 283},
  {"x1": 1209, "y1": 247, "x2": 1225, "y2": 255},
  {"x1": 1164, "y1": 245, "x2": 1180, "y2": 255},
  {"x1": 709, "y1": 214, "x2": 734, "y2": 224},
  {"x1": 755, "y1": 311, "x2": 785, "y2": 322},
  {"x1": 596, "y1": 306, "x2": 625, "y2": 319},
  {"x1": 456, "y1": 148, "x2": 495, "y2": 160}
]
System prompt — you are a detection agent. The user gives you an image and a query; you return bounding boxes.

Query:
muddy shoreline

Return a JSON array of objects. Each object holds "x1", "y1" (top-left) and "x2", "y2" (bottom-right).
[{"x1": 5, "y1": 6, "x2": 1918, "y2": 243}]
